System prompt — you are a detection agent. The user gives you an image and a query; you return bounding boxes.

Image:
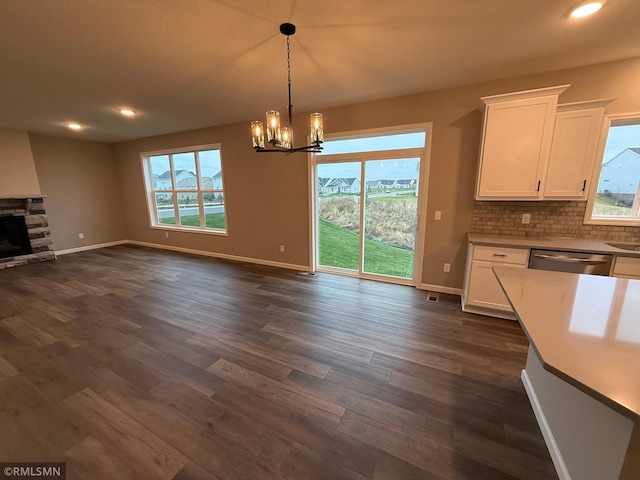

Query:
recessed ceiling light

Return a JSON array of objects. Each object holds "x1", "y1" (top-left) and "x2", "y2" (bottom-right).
[
  {"x1": 119, "y1": 108, "x2": 136, "y2": 116},
  {"x1": 570, "y1": 1, "x2": 605, "y2": 18},
  {"x1": 67, "y1": 123, "x2": 82, "y2": 130}
]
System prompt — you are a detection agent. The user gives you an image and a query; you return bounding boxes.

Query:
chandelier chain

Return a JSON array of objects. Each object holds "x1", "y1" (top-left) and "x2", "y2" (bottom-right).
[
  {"x1": 286, "y1": 34, "x2": 293, "y2": 129},
  {"x1": 286, "y1": 35, "x2": 291, "y2": 90}
]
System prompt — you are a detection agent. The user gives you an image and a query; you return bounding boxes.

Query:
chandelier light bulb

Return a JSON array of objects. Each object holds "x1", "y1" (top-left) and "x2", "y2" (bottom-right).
[
  {"x1": 281, "y1": 127, "x2": 293, "y2": 149},
  {"x1": 310, "y1": 113, "x2": 324, "y2": 144},
  {"x1": 251, "y1": 121, "x2": 265, "y2": 149},
  {"x1": 265, "y1": 110, "x2": 281, "y2": 143}
]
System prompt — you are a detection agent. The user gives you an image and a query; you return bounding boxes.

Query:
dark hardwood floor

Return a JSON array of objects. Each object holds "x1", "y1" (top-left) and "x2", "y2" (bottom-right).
[{"x1": 0, "y1": 245, "x2": 557, "y2": 479}]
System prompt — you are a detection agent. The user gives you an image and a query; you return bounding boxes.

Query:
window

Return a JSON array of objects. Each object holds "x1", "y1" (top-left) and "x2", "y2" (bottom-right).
[
  {"x1": 141, "y1": 145, "x2": 227, "y2": 234},
  {"x1": 587, "y1": 114, "x2": 640, "y2": 225}
]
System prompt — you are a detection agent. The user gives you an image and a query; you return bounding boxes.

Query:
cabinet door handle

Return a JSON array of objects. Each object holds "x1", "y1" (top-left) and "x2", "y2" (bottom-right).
[
  {"x1": 492, "y1": 253, "x2": 507, "y2": 257},
  {"x1": 537, "y1": 180, "x2": 541, "y2": 192},
  {"x1": 582, "y1": 179, "x2": 587, "y2": 192}
]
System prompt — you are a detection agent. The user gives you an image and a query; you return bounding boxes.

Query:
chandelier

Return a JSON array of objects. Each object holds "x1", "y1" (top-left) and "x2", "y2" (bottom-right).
[{"x1": 251, "y1": 23, "x2": 324, "y2": 154}]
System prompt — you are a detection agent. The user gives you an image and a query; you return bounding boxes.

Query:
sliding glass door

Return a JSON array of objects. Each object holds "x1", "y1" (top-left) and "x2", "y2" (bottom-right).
[
  {"x1": 362, "y1": 158, "x2": 420, "y2": 278},
  {"x1": 313, "y1": 127, "x2": 428, "y2": 284},
  {"x1": 317, "y1": 162, "x2": 361, "y2": 272}
]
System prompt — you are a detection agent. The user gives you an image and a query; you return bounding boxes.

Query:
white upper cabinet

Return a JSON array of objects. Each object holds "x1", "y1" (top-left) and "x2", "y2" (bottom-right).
[
  {"x1": 475, "y1": 85, "x2": 570, "y2": 200},
  {"x1": 543, "y1": 99, "x2": 613, "y2": 200}
]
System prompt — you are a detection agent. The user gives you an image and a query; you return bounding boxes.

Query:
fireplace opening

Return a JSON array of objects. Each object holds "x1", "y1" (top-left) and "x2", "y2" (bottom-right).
[{"x1": 0, "y1": 216, "x2": 33, "y2": 259}]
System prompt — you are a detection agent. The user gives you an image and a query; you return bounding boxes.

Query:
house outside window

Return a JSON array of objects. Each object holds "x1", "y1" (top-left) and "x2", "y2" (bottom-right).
[
  {"x1": 586, "y1": 115, "x2": 640, "y2": 225},
  {"x1": 141, "y1": 144, "x2": 227, "y2": 234}
]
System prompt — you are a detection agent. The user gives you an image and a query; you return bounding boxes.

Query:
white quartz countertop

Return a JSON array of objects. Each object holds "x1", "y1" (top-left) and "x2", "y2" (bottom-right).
[
  {"x1": 468, "y1": 233, "x2": 640, "y2": 258},
  {"x1": 493, "y1": 267, "x2": 640, "y2": 421}
]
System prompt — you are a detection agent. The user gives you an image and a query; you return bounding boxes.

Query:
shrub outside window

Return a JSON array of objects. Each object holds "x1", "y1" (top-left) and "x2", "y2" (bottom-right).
[
  {"x1": 141, "y1": 145, "x2": 227, "y2": 234},
  {"x1": 587, "y1": 115, "x2": 640, "y2": 225}
]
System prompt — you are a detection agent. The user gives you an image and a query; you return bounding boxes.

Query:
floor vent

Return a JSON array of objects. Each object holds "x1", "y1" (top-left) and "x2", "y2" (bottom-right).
[{"x1": 426, "y1": 291, "x2": 440, "y2": 303}]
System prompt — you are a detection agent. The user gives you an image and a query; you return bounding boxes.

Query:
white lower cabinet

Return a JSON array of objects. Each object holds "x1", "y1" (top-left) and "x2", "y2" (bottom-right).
[
  {"x1": 463, "y1": 244, "x2": 530, "y2": 319},
  {"x1": 611, "y1": 256, "x2": 640, "y2": 279},
  {"x1": 466, "y1": 261, "x2": 526, "y2": 311}
]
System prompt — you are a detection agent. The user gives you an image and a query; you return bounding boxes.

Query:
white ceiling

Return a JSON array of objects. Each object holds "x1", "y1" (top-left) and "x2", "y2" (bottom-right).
[{"x1": 1, "y1": 0, "x2": 638, "y2": 143}]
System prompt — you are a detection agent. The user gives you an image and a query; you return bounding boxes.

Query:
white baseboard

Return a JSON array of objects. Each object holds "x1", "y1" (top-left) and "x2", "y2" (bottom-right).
[
  {"x1": 127, "y1": 240, "x2": 310, "y2": 272},
  {"x1": 416, "y1": 283, "x2": 462, "y2": 296},
  {"x1": 521, "y1": 369, "x2": 571, "y2": 480},
  {"x1": 55, "y1": 240, "x2": 128, "y2": 256},
  {"x1": 57, "y1": 241, "x2": 465, "y2": 286}
]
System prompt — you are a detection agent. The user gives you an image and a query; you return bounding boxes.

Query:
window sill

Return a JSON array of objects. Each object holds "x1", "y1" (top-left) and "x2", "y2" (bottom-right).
[
  {"x1": 150, "y1": 225, "x2": 228, "y2": 237},
  {"x1": 584, "y1": 217, "x2": 640, "y2": 227}
]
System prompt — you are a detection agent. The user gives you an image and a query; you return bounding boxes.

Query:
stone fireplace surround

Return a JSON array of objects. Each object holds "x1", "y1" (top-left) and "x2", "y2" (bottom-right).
[{"x1": 0, "y1": 196, "x2": 55, "y2": 269}]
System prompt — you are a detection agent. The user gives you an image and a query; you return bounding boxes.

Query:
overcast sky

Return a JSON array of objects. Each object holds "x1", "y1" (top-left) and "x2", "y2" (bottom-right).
[
  {"x1": 603, "y1": 124, "x2": 640, "y2": 163},
  {"x1": 316, "y1": 132, "x2": 424, "y2": 180},
  {"x1": 151, "y1": 150, "x2": 222, "y2": 178}
]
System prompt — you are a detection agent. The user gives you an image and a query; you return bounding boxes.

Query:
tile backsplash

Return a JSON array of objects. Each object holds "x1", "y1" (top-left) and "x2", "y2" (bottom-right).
[{"x1": 471, "y1": 201, "x2": 640, "y2": 243}]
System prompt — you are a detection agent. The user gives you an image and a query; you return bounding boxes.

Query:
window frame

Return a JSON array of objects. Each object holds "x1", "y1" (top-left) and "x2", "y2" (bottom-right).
[
  {"x1": 584, "y1": 112, "x2": 640, "y2": 227},
  {"x1": 140, "y1": 143, "x2": 228, "y2": 236}
]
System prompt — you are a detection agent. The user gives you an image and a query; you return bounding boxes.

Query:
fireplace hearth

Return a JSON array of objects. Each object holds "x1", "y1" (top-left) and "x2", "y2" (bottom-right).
[
  {"x1": 0, "y1": 196, "x2": 55, "y2": 269},
  {"x1": 0, "y1": 215, "x2": 33, "y2": 259}
]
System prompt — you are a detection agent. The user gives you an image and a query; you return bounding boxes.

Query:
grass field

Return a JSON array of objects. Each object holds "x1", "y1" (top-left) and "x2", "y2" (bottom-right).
[
  {"x1": 159, "y1": 212, "x2": 226, "y2": 229},
  {"x1": 319, "y1": 196, "x2": 417, "y2": 250},
  {"x1": 319, "y1": 219, "x2": 414, "y2": 278},
  {"x1": 592, "y1": 194, "x2": 633, "y2": 216}
]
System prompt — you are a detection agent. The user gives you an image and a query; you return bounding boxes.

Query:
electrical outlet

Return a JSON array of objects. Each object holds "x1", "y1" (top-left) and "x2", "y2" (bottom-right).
[
  {"x1": 435, "y1": 210, "x2": 442, "y2": 220},
  {"x1": 522, "y1": 213, "x2": 531, "y2": 224},
  {"x1": 280, "y1": 244, "x2": 285, "y2": 253},
  {"x1": 78, "y1": 233, "x2": 84, "y2": 239},
  {"x1": 165, "y1": 232, "x2": 169, "y2": 238},
  {"x1": 443, "y1": 263, "x2": 450, "y2": 272}
]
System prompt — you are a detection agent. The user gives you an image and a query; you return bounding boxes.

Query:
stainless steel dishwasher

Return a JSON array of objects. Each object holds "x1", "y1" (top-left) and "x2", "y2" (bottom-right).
[{"x1": 528, "y1": 249, "x2": 613, "y2": 275}]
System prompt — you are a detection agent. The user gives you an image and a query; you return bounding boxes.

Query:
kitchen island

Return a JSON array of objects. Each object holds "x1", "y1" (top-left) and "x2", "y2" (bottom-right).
[{"x1": 493, "y1": 267, "x2": 639, "y2": 480}]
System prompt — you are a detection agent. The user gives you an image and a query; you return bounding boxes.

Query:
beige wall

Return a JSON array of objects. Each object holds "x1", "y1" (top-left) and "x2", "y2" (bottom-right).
[
  {"x1": 113, "y1": 123, "x2": 311, "y2": 268},
  {"x1": 113, "y1": 56, "x2": 640, "y2": 289},
  {"x1": 0, "y1": 127, "x2": 41, "y2": 196},
  {"x1": 29, "y1": 134, "x2": 127, "y2": 251}
]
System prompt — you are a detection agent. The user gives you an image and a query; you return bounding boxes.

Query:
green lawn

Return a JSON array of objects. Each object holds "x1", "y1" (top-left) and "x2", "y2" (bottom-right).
[
  {"x1": 160, "y1": 212, "x2": 226, "y2": 229},
  {"x1": 368, "y1": 195, "x2": 417, "y2": 203},
  {"x1": 593, "y1": 194, "x2": 632, "y2": 216},
  {"x1": 319, "y1": 193, "x2": 417, "y2": 202},
  {"x1": 319, "y1": 219, "x2": 414, "y2": 278}
]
